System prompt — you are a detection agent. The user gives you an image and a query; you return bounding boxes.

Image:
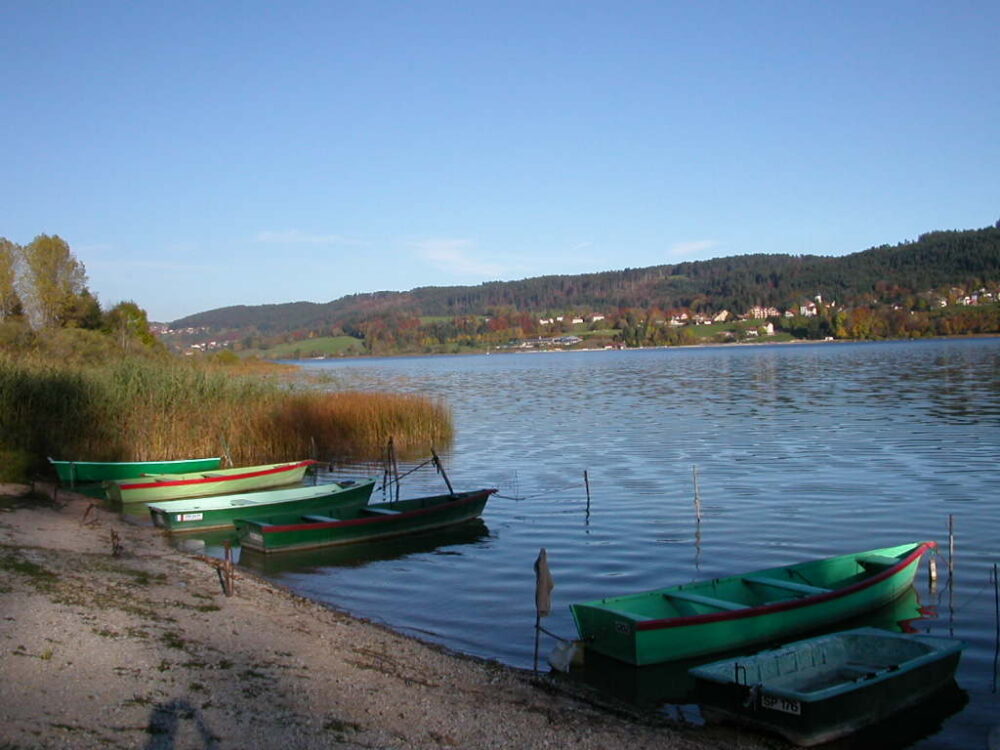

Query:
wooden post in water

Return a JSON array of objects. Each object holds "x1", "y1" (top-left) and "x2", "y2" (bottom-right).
[
  {"x1": 948, "y1": 514, "x2": 956, "y2": 575},
  {"x1": 583, "y1": 470, "x2": 591, "y2": 514},
  {"x1": 692, "y1": 465, "x2": 702, "y2": 522}
]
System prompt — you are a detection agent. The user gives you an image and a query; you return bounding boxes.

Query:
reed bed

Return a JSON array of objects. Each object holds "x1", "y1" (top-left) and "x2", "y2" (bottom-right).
[{"x1": 0, "y1": 355, "x2": 453, "y2": 479}]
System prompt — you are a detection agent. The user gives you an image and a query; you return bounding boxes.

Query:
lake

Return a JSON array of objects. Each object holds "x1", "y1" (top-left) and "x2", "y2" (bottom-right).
[{"x1": 213, "y1": 339, "x2": 1000, "y2": 749}]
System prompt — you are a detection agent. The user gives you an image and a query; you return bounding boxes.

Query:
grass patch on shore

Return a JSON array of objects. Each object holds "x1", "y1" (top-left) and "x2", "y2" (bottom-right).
[{"x1": 0, "y1": 354, "x2": 453, "y2": 479}]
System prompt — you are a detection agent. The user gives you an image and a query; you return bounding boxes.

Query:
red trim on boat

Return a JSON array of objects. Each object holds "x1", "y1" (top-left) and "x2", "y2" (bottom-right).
[
  {"x1": 633, "y1": 542, "x2": 936, "y2": 633},
  {"x1": 259, "y1": 489, "x2": 497, "y2": 534},
  {"x1": 117, "y1": 460, "x2": 318, "y2": 490}
]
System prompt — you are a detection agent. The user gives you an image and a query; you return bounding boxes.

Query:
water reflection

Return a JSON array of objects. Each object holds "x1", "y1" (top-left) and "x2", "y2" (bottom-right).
[{"x1": 238, "y1": 519, "x2": 490, "y2": 575}]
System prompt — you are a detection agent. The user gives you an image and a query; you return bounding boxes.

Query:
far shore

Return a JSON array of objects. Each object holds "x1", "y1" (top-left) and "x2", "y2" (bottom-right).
[
  {"x1": 0, "y1": 484, "x2": 774, "y2": 749},
  {"x1": 281, "y1": 333, "x2": 1000, "y2": 364}
]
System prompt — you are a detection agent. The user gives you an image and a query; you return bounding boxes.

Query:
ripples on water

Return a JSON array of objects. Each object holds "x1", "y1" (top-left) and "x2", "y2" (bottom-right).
[{"x1": 224, "y1": 339, "x2": 999, "y2": 749}]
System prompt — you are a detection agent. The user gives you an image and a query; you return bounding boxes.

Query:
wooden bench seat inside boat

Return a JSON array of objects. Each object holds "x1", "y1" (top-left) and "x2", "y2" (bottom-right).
[
  {"x1": 742, "y1": 575, "x2": 831, "y2": 596},
  {"x1": 360, "y1": 507, "x2": 401, "y2": 516},
  {"x1": 663, "y1": 591, "x2": 749, "y2": 611},
  {"x1": 301, "y1": 515, "x2": 339, "y2": 523},
  {"x1": 856, "y1": 554, "x2": 900, "y2": 568}
]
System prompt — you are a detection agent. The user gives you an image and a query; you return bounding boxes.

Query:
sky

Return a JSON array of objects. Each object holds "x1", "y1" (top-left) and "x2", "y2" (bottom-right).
[{"x1": 2, "y1": 1, "x2": 998, "y2": 322}]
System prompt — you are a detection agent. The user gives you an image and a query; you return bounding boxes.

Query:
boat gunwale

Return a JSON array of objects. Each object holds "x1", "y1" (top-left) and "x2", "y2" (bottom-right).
[
  {"x1": 49, "y1": 456, "x2": 221, "y2": 468},
  {"x1": 114, "y1": 460, "x2": 318, "y2": 490},
  {"x1": 145, "y1": 478, "x2": 377, "y2": 514},
  {"x1": 251, "y1": 488, "x2": 497, "y2": 534},
  {"x1": 628, "y1": 542, "x2": 935, "y2": 633}
]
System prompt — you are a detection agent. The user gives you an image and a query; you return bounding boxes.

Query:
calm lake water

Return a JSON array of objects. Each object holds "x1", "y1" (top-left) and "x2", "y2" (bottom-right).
[{"x1": 205, "y1": 339, "x2": 999, "y2": 749}]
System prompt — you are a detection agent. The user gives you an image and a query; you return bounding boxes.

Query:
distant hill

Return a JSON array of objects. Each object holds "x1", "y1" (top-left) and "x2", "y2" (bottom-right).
[{"x1": 171, "y1": 224, "x2": 1000, "y2": 335}]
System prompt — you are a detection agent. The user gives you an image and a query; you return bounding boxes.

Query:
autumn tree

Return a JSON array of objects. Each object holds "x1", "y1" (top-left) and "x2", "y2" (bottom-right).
[
  {"x1": 0, "y1": 238, "x2": 24, "y2": 320},
  {"x1": 20, "y1": 234, "x2": 94, "y2": 328},
  {"x1": 103, "y1": 300, "x2": 159, "y2": 353}
]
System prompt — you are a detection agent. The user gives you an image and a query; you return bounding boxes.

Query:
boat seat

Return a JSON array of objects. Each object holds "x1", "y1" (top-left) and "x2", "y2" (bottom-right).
[
  {"x1": 742, "y1": 575, "x2": 830, "y2": 596},
  {"x1": 301, "y1": 515, "x2": 339, "y2": 523},
  {"x1": 856, "y1": 554, "x2": 900, "y2": 569},
  {"x1": 663, "y1": 591, "x2": 749, "y2": 611},
  {"x1": 361, "y1": 507, "x2": 401, "y2": 516}
]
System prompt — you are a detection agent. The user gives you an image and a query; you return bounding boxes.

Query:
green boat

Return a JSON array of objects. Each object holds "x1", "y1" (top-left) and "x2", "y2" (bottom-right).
[
  {"x1": 235, "y1": 488, "x2": 496, "y2": 554},
  {"x1": 147, "y1": 478, "x2": 377, "y2": 532},
  {"x1": 105, "y1": 460, "x2": 318, "y2": 504},
  {"x1": 689, "y1": 627, "x2": 965, "y2": 746},
  {"x1": 49, "y1": 456, "x2": 222, "y2": 485},
  {"x1": 570, "y1": 541, "x2": 936, "y2": 666}
]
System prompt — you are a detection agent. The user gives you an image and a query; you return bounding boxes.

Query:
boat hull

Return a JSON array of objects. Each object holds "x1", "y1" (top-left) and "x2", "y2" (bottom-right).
[
  {"x1": 570, "y1": 542, "x2": 935, "y2": 666},
  {"x1": 236, "y1": 489, "x2": 496, "y2": 554},
  {"x1": 49, "y1": 457, "x2": 222, "y2": 484},
  {"x1": 148, "y1": 479, "x2": 376, "y2": 532},
  {"x1": 690, "y1": 627, "x2": 964, "y2": 746},
  {"x1": 105, "y1": 460, "x2": 317, "y2": 504}
]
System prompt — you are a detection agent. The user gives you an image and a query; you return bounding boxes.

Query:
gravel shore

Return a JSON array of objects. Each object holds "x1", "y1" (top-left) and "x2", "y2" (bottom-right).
[{"x1": 0, "y1": 484, "x2": 777, "y2": 749}]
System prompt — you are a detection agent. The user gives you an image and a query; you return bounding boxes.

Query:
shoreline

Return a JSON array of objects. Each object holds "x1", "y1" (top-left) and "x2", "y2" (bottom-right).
[
  {"x1": 0, "y1": 484, "x2": 772, "y2": 749},
  {"x1": 280, "y1": 333, "x2": 1000, "y2": 363}
]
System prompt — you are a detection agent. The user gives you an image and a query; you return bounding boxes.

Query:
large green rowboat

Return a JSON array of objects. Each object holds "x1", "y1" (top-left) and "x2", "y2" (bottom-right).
[
  {"x1": 148, "y1": 478, "x2": 377, "y2": 532},
  {"x1": 235, "y1": 488, "x2": 496, "y2": 554},
  {"x1": 105, "y1": 460, "x2": 318, "y2": 504},
  {"x1": 570, "y1": 541, "x2": 935, "y2": 666},
  {"x1": 49, "y1": 456, "x2": 222, "y2": 485}
]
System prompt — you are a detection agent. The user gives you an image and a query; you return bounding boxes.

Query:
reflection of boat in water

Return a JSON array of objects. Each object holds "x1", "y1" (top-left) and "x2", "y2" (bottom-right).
[
  {"x1": 561, "y1": 586, "x2": 935, "y2": 710},
  {"x1": 238, "y1": 518, "x2": 491, "y2": 575}
]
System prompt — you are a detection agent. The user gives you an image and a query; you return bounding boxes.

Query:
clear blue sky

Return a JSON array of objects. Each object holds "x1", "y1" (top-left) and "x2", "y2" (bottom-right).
[{"x1": 3, "y1": 1, "x2": 997, "y2": 322}]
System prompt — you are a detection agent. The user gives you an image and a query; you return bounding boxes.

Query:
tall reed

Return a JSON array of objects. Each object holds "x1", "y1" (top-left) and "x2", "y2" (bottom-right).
[{"x1": 0, "y1": 355, "x2": 453, "y2": 478}]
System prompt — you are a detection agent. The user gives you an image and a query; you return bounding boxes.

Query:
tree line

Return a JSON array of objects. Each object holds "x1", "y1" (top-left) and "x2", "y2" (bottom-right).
[
  {"x1": 0, "y1": 235, "x2": 159, "y2": 360},
  {"x1": 171, "y1": 224, "x2": 1000, "y2": 338}
]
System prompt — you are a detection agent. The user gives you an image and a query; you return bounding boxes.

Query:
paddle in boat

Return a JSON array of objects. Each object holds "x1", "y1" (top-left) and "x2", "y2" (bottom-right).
[
  {"x1": 689, "y1": 626, "x2": 965, "y2": 746},
  {"x1": 105, "y1": 460, "x2": 318, "y2": 504},
  {"x1": 235, "y1": 488, "x2": 496, "y2": 554},
  {"x1": 147, "y1": 477, "x2": 377, "y2": 532},
  {"x1": 570, "y1": 541, "x2": 936, "y2": 666},
  {"x1": 49, "y1": 456, "x2": 222, "y2": 485}
]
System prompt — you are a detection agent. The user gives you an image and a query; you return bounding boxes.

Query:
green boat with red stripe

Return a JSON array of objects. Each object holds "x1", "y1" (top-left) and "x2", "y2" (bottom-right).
[
  {"x1": 570, "y1": 541, "x2": 936, "y2": 666},
  {"x1": 49, "y1": 456, "x2": 222, "y2": 485},
  {"x1": 105, "y1": 460, "x2": 318, "y2": 504},
  {"x1": 235, "y1": 488, "x2": 496, "y2": 554},
  {"x1": 148, "y1": 478, "x2": 377, "y2": 532}
]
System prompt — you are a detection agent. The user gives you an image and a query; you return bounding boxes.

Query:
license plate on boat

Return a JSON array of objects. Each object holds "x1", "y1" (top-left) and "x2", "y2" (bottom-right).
[
  {"x1": 761, "y1": 693, "x2": 801, "y2": 715},
  {"x1": 179, "y1": 513, "x2": 203, "y2": 522}
]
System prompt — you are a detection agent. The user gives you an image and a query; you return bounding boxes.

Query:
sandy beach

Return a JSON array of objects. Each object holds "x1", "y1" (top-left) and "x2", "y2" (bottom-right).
[{"x1": 0, "y1": 484, "x2": 776, "y2": 749}]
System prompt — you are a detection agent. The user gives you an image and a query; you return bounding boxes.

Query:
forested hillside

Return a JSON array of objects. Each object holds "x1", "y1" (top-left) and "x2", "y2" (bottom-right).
[{"x1": 165, "y1": 224, "x2": 1000, "y2": 355}]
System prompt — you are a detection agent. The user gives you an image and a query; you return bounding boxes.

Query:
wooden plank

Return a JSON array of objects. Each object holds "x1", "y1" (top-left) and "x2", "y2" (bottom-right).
[
  {"x1": 743, "y1": 575, "x2": 830, "y2": 596},
  {"x1": 856, "y1": 554, "x2": 900, "y2": 568},
  {"x1": 663, "y1": 591, "x2": 749, "y2": 611}
]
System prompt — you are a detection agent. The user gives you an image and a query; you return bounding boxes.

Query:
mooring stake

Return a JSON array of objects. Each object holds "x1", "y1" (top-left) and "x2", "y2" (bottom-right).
[
  {"x1": 110, "y1": 529, "x2": 123, "y2": 557},
  {"x1": 583, "y1": 470, "x2": 591, "y2": 514},
  {"x1": 692, "y1": 465, "x2": 702, "y2": 521}
]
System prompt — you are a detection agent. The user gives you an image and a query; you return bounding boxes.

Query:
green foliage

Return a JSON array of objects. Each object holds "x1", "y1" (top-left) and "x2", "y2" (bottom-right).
[
  {"x1": 103, "y1": 300, "x2": 161, "y2": 352},
  {"x1": 20, "y1": 234, "x2": 91, "y2": 328}
]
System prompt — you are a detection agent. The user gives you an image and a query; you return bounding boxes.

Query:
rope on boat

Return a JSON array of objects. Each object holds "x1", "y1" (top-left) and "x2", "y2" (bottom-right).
[
  {"x1": 374, "y1": 457, "x2": 436, "y2": 493},
  {"x1": 494, "y1": 482, "x2": 585, "y2": 501}
]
